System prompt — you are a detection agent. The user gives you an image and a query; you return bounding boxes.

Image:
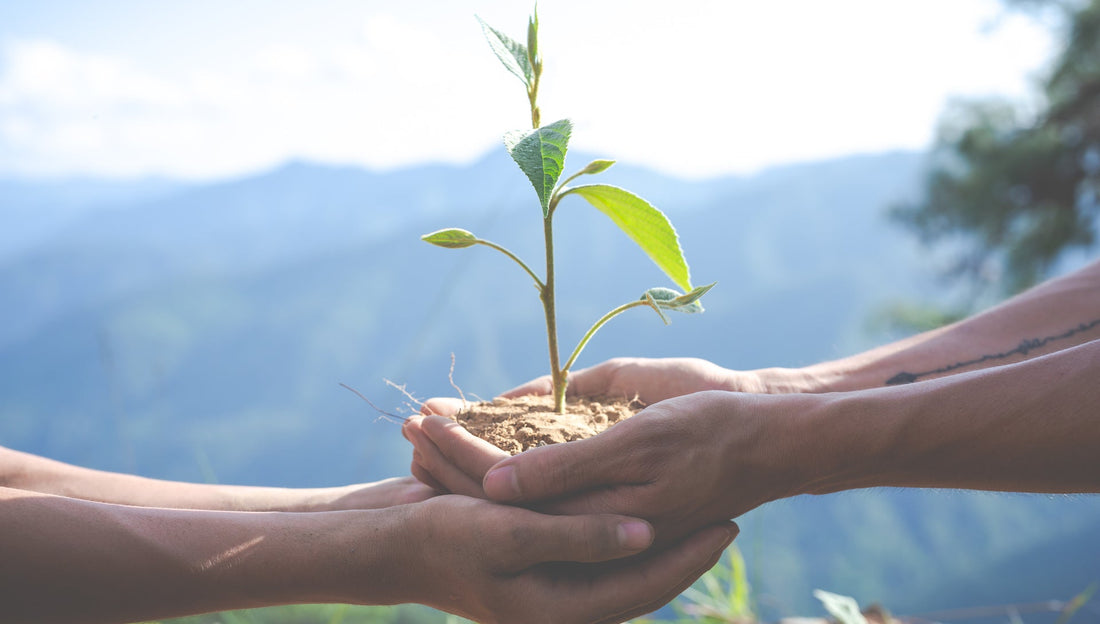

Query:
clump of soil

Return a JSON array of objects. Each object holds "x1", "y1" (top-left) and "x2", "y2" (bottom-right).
[{"x1": 453, "y1": 394, "x2": 644, "y2": 455}]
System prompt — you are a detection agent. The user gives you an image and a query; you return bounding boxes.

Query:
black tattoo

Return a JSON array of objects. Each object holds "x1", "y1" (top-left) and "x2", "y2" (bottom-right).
[{"x1": 885, "y1": 318, "x2": 1100, "y2": 386}]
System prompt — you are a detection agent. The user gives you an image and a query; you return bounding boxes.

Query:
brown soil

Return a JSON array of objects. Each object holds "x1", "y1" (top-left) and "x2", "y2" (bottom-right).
[{"x1": 453, "y1": 394, "x2": 644, "y2": 454}]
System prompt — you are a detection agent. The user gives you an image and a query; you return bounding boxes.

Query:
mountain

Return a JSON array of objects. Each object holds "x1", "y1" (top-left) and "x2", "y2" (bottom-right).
[{"x1": 1, "y1": 151, "x2": 1098, "y2": 619}]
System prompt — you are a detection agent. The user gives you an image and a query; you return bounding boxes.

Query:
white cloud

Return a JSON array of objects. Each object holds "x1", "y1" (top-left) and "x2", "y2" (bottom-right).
[{"x1": 0, "y1": 1, "x2": 1056, "y2": 180}]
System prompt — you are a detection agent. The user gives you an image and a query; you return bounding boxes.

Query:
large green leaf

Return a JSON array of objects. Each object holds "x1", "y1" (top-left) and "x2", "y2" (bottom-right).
[
  {"x1": 477, "y1": 16, "x2": 533, "y2": 88},
  {"x1": 562, "y1": 183, "x2": 692, "y2": 291},
  {"x1": 504, "y1": 119, "x2": 572, "y2": 217}
]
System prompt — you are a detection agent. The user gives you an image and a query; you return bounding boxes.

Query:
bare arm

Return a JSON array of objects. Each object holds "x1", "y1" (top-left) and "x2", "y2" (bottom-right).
[
  {"x1": 771, "y1": 258, "x2": 1100, "y2": 392},
  {"x1": 802, "y1": 337, "x2": 1100, "y2": 494},
  {"x1": 0, "y1": 486, "x2": 735, "y2": 624},
  {"x1": 0, "y1": 486, "x2": 401, "y2": 623},
  {"x1": 501, "y1": 259, "x2": 1100, "y2": 403},
  {"x1": 0, "y1": 447, "x2": 433, "y2": 512}
]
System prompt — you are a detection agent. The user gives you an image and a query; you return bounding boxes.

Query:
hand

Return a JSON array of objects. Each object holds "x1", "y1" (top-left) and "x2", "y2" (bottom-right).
[
  {"x1": 405, "y1": 407, "x2": 508, "y2": 497},
  {"x1": 407, "y1": 391, "x2": 814, "y2": 544},
  {"x1": 503, "y1": 357, "x2": 766, "y2": 404},
  {"x1": 398, "y1": 495, "x2": 738, "y2": 624}
]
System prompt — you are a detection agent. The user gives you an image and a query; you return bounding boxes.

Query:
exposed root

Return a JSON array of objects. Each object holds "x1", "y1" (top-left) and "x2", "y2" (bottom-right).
[{"x1": 339, "y1": 382, "x2": 408, "y2": 424}]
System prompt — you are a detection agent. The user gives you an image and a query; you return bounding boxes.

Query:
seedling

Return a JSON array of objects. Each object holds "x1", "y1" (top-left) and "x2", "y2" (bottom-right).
[{"x1": 422, "y1": 7, "x2": 713, "y2": 414}]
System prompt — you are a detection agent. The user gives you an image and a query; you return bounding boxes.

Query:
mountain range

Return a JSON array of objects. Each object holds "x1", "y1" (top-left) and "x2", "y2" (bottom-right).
[{"x1": 2, "y1": 149, "x2": 1098, "y2": 619}]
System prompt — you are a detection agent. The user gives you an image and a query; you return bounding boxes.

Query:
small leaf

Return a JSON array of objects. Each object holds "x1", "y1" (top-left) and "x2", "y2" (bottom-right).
[
  {"x1": 564, "y1": 184, "x2": 692, "y2": 291},
  {"x1": 668, "y1": 282, "x2": 715, "y2": 311},
  {"x1": 477, "y1": 16, "x2": 533, "y2": 88},
  {"x1": 526, "y1": 7, "x2": 539, "y2": 68},
  {"x1": 504, "y1": 119, "x2": 572, "y2": 217},
  {"x1": 641, "y1": 284, "x2": 713, "y2": 314},
  {"x1": 578, "y1": 159, "x2": 615, "y2": 175},
  {"x1": 422, "y1": 228, "x2": 478, "y2": 248},
  {"x1": 644, "y1": 291, "x2": 670, "y2": 325}
]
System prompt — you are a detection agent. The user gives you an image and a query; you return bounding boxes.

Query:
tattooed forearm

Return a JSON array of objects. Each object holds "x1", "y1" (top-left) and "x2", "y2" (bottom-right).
[{"x1": 885, "y1": 318, "x2": 1100, "y2": 386}]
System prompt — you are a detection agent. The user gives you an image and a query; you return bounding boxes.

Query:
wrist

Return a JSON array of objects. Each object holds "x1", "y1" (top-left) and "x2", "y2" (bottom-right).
[
  {"x1": 249, "y1": 507, "x2": 419, "y2": 607},
  {"x1": 748, "y1": 366, "x2": 826, "y2": 394},
  {"x1": 793, "y1": 387, "x2": 909, "y2": 496},
  {"x1": 708, "y1": 392, "x2": 832, "y2": 507}
]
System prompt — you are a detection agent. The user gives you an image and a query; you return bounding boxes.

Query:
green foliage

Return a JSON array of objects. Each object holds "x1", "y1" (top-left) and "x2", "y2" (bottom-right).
[
  {"x1": 1056, "y1": 582, "x2": 1100, "y2": 624},
  {"x1": 476, "y1": 16, "x2": 535, "y2": 88},
  {"x1": 504, "y1": 120, "x2": 573, "y2": 216},
  {"x1": 631, "y1": 546, "x2": 753, "y2": 624},
  {"x1": 561, "y1": 184, "x2": 693, "y2": 291},
  {"x1": 645, "y1": 284, "x2": 712, "y2": 316},
  {"x1": 421, "y1": 6, "x2": 710, "y2": 412},
  {"x1": 421, "y1": 229, "x2": 478, "y2": 249},
  {"x1": 892, "y1": 0, "x2": 1100, "y2": 300}
]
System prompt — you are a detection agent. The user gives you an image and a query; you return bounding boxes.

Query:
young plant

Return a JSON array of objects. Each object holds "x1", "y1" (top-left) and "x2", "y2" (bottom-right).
[{"x1": 422, "y1": 7, "x2": 713, "y2": 414}]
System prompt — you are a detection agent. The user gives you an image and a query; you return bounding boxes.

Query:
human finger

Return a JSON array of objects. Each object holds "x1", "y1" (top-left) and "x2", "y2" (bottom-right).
[
  {"x1": 499, "y1": 374, "x2": 554, "y2": 398},
  {"x1": 420, "y1": 397, "x2": 466, "y2": 417},
  {"x1": 501, "y1": 512, "x2": 656, "y2": 568},
  {"x1": 419, "y1": 415, "x2": 508, "y2": 481},
  {"x1": 483, "y1": 425, "x2": 639, "y2": 503},
  {"x1": 410, "y1": 458, "x2": 449, "y2": 494},
  {"x1": 406, "y1": 420, "x2": 487, "y2": 498},
  {"x1": 558, "y1": 521, "x2": 739, "y2": 624},
  {"x1": 502, "y1": 363, "x2": 614, "y2": 400}
]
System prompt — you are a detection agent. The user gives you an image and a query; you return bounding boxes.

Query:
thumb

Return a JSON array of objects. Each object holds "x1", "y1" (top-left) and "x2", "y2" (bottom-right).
[
  {"x1": 505, "y1": 513, "x2": 656, "y2": 568},
  {"x1": 483, "y1": 432, "x2": 630, "y2": 503},
  {"x1": 499, "y1": 374, "x2": 554, "y2": 399}
]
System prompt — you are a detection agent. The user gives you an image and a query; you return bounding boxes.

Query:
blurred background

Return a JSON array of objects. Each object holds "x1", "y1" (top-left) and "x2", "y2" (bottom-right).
[{"x1": 2, "y1": 0, "x2": 1098, "y2": 621}]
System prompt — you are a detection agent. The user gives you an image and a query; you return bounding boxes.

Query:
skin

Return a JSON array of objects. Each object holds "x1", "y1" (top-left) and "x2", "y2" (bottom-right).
[
  {"x1": 405, "y1": 259, "x2": 1100, "y2": 544},
  {"x1": 0, "y1": 445, "x2": 435, "y2": 512},
  {"x1": 0, "y1": 448, "x2": 737, "y2": 624}
]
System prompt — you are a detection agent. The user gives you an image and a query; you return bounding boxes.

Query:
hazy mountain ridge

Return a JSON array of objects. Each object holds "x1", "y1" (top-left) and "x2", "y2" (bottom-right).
[{"x1": 2, "y1": 151, "x2": 1098, "y2": 618}]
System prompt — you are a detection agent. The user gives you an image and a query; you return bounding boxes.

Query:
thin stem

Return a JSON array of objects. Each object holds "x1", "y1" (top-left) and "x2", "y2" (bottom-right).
[
  {"x1": 541, "y1": 213, "x2": 566, "y2": 413},
  {"x1": 474, "y1": 239, "x2": 544, "y2": 289},
  {"x1": 561, "y1": 300, "x2": 652, "y2": 375}
]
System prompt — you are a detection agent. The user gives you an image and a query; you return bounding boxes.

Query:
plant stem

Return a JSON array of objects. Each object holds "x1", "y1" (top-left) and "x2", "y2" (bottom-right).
[
  {"x1": 560, "y1": 299, "x2": 651, "y2": 375},
  {"x1": 474, "y1": 239, "x2": 544, "y2": 289},
  {"x1": 541, "y1": 210, "x2": 567, "y2": 413}
]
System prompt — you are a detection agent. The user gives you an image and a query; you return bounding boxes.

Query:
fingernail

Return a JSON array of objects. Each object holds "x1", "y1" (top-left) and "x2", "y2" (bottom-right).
[
  {"x1": 484, "y1": 465, "x2": 520, "y2": 501},
  {"x1": 617, "y1": 521, "x2": 653, "y2": 551}
]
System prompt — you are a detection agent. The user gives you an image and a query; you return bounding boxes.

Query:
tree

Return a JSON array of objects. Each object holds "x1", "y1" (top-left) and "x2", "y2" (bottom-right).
[{"x1": 892, "y1": 0, "x2": 1100, "y2": 301}]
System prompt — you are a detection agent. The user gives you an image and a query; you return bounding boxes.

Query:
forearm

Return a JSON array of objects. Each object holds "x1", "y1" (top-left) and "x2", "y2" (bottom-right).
[
  {"x1": 761, "y1": 259, "x2": 1100, "y2": 393},
  {"x1": 0, "y1": 488, "x2": 412, "y2": 624},
  {"x1": 0, "y1": 447, "x2": 353, "y2": 511},
  {"x1": 798, "y1": 339, "x2": 1100, "y2": 495}
]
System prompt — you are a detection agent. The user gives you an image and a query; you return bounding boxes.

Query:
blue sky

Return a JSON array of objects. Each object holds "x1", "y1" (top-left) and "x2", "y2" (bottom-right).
[{"x1": 0, "y1": 0, "x2": 1054, "y2": 180}]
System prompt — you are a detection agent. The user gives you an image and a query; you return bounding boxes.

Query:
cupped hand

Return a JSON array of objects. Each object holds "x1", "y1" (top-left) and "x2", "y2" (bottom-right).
[
  {"x1": 401, "y1": 495, "x2": 738, "y2": 624},
  {"x1": 503, "y1": 357, "x2": 766, "y2": 405},
  {"x1": 407, "y1": 391, "x2": 813, "y2": 544}
]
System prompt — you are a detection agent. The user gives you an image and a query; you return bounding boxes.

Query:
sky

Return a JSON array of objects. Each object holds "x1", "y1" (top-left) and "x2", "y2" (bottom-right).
[{"x1": 0, "y1": 0, "x2": 1057, "y2": 181}]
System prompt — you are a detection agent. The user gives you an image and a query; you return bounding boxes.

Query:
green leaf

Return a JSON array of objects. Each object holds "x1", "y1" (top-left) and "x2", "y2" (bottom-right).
[
  {"x1": 504, "y1": 119, "x2": 572, "y2": 217},
  {"x1": 477, "y1": 16, "x2": 533, "y2": 88},
  {"x1": 526, "y1": 7, "x2": 539, "y2": 68},
  {"x1": 642, "y1": 283, "x2": 713, "y2": 314},
  {"x1": 578, "y1": 159, "x2": 615, "y2": 175},
  {"x1": 421, "y1": 228, "x2": 478, "y2": 248},
  {"x1": 564, "y1": 184, "x2": 692, "y2": 291},
  {"x1": 643, "y1": 290, "x2": 670, "y2": 325}
]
